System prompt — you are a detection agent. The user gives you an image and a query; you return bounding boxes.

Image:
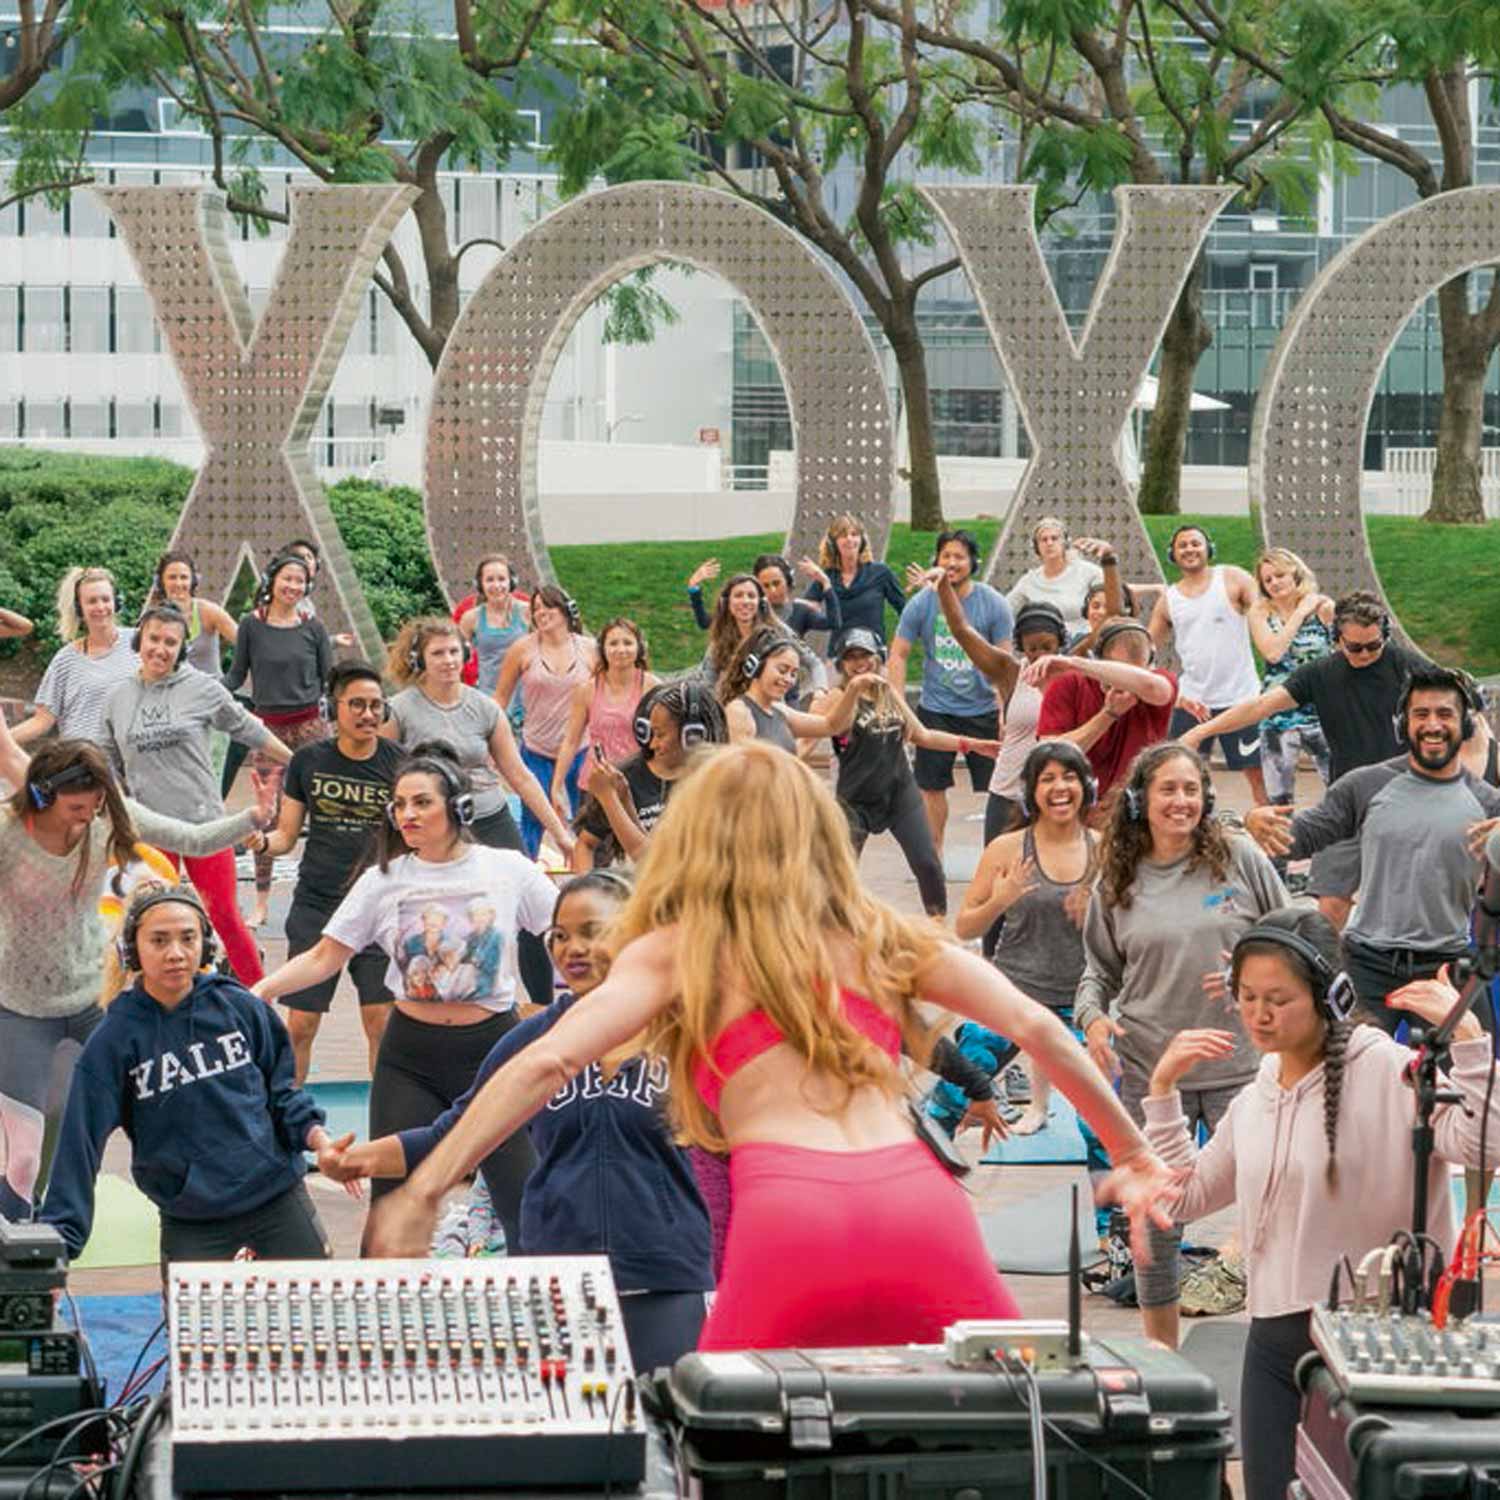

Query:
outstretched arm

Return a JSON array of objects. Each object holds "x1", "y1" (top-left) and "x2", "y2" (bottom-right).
[
  {"x1": 1179, "y1": 687, "x2": 1294, "y2": 751},
  {"x1": 0, "y1": 708, "x2": 27, "y2": 789}
]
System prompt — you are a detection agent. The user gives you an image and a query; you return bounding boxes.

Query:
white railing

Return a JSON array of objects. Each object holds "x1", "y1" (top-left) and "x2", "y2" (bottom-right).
[
  {"x1": 725, "y1": 463, "x2": 770, "y2": 491},
  {"x1": 309, "y1": 436, "x2": 387, "y2": 479},
  {"x1": 1383, "y1": 447, "x2": 1500, "y2": 518}
]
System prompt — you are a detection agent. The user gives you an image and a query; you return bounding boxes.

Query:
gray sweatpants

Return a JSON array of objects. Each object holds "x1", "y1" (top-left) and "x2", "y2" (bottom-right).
[{"x1": 1118, "y1": 1066, "x2": 1243, "y2": 1308}]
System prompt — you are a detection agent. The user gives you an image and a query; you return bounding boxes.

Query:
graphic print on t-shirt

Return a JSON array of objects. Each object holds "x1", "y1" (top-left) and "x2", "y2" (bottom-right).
[
  {"x1": 930, "y1": 614, "x2": 977, "y2": 697},
  {"x1": 394, "y1": 889, "x2": 507, "y2": 1004}
]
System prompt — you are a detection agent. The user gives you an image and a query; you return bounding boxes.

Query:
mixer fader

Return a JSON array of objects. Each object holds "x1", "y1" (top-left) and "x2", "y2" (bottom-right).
[{"x1": 168, "y1": 1256, "x2": 646, "y2": 1493}]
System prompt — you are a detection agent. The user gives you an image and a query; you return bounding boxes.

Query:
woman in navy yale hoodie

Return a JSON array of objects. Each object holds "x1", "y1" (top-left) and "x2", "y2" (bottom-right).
[
  {"x1": 323, "y1": 871, "x2": 713, "y2": 1370},
  {"x1": 44, "y1": 881, "x2": 352, "y2": 1264}
]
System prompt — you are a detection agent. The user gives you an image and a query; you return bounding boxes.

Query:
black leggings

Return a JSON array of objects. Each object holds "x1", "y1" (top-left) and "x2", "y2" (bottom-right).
[
  {"x1": 368, "y1": 1008, "x2": 537, "y2": 1252},
  {"x1": 843, "y1": 776, "x2": 947, "y2": 916},
  {"x1": 619, "y1": 1292, "x2": 707, "y2": 1373},
  {"x1": 471, "y1": 806, "x2": 555, "y2": 1009},
  {"x1": 160, "y1": 1181, "x2": 330, "y2": 1267},
  {"x1": 1240, "y1": 1310, "x2": 1314, "y2": 1500}
]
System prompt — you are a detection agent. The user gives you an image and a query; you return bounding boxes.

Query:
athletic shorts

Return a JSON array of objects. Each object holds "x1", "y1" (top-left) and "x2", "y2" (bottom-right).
[
  {"x1": 912, "y1": 707, "x2": 999, "y2": 793},
  {"x1": 1171, "y1": 706, "x2": 1261, "y2": 770},
  {"x1": 1307, "y1": 836, "x2": 1361, "y2": 901},
  {"x1": 281, "y1": 899, "x2": 394, "y2": 1013}
]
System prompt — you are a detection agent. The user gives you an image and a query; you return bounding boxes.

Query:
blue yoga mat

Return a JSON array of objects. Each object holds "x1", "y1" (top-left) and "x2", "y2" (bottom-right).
[
  {"x1": 67, "y1": 1295, "x2": 166, "y2": 1402},
  {"x1": 305, "y1": 1079, "x2": 370, "y2": 1143},
  {"x1": 980, "y1": 1092, "x2": 1088, "y2": 1166}
]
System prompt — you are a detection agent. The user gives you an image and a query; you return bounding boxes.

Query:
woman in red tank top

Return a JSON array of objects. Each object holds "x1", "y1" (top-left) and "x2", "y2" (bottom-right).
[{"x1": 366, "y1": 744, "x2": 1179, "y2": 1349}]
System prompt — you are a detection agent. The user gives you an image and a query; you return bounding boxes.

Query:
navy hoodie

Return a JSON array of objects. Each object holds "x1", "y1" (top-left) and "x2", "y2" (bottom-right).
[
  {"x1": 43, "y1": 973, "x2": 325, "y2": 1257},
  {"x1": 398, "y1": 992, "x2": 712, "y2": 1293}
]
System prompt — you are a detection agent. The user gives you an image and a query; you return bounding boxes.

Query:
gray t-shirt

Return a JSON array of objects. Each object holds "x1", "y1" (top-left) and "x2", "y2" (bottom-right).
[
  {"x1": 34, "y1": 635, "x2": 140, "y2": 747},
  {"x1": 388, "y1": 686, "x2": 506, "y2": 819},
  {"x1": 1289, "y1": 758, "x2": 1500, "y2": 951},
  {"x1": 1075, "y1": 834, "x2": 1287, "y2": 1089},
  {"x1": 103, "y1": 667, "x2": 268, "y2": 822}
]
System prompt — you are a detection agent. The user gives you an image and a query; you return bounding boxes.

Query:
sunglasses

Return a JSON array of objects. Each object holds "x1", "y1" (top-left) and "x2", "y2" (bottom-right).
[{"x1": 1340, "y1": 638, "x2": 1383, "y2": 657}]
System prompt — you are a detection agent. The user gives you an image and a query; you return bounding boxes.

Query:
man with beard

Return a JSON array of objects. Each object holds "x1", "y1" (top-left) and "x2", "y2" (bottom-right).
[{"x1": 1243, "y1": 665, "x2": 1500, "y2": 1034}]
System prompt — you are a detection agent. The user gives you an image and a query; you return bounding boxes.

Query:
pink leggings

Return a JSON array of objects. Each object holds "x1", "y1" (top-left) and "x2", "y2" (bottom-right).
[
  {"x1": 164, "y1": 849, "x2": 263, "y2": 985},
  {"x1": 699, "y1": 1141, "x2": 1020, "y2": 1350}
]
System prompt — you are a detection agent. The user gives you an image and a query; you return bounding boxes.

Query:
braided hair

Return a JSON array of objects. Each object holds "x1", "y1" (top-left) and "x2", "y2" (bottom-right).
[{"x1": 1231, "y1": 906, "x2": 1349, "y2": 1188}]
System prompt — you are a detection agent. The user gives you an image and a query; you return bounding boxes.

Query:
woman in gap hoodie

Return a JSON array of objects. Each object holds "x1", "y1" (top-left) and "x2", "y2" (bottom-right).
[
  {"x1": 1144, "y1": 906, "x2": 1500, "y2": 1500},
  {"x1": 43, "y1": 882, "x2": 351, "y2": 1265}
]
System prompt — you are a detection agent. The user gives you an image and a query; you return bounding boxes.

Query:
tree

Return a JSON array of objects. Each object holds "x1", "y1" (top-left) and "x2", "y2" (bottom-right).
[
  {"x1": 550, "y1": 0, "x2": 1001, "y2": 529},
  {"x1": 0, "y1": 0, "x2": 76, "y2": 116},
  {"x1": 1163, "y1": 0, "x2": 1500, "y2": 523},
  {"x1": 4, "y1": 0, "x2": 553, "y2": 368}
]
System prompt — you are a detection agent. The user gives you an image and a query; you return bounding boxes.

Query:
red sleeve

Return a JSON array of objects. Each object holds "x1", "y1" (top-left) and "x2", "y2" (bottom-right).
[
  {"x1": 1037, "y1": 673, "x2": 1084, "y2": 736},
  {"x1": 1142, "y1": 670, "x2": 1178, "y2": 736}
]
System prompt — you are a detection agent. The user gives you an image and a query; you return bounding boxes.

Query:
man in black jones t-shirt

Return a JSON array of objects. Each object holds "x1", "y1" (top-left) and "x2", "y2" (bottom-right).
[
  {"x1": 1181, "y1": 591, "x2": 1428, "y2": 929},
  {"x1": 262, "y1": 661, "x2": 402, "y2": 1082}
]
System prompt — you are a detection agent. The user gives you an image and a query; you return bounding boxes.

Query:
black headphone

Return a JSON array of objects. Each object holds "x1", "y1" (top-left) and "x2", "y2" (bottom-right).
[
  {"x1": 1122, "y1": 753, "x2": 1216, "y2": 823},
  {"x1": 74, "y1": 569, "x2": 123, "y2": 619},
  {"x1": 28, "y1": 760, "x2": 102, "y2": 811},
  {"x1": 322, "y1": 662, "x2": 390, "y2": 724},
  {"x1": 119, "y1": 884, "x2": 218, "y2": 974},
  {"x1": 1392, "y1": 669, "x2": 1480, "y2": 749},
  {"x1": 474, "y1": 558, "x2": 522, "y2": 598},
  {"x1": 155, "y1": 553, "x2": 201, "y2": 598},
  {"x1": 933, "y1": 530, "x2": 982, "y2": 573},
  {"x1": 1095, "y1": 618, "x2": 1155, "y2": 664},
  {"x1": 1030, "y1": 519, "x2": 1071, "y2": 557},
  {"x1": 1232, "y1": 921, "x2": 1356, "y2": 1023},
  {"x1": 1167, "y1": 525, "x2": 1216, "y2": 564},
  {"x1": 406, "y1": 625, "x2": 473, "y2": 678},
  {"x1": 388, "y1": 756, "x2": 476, "y2": 829},
  {"x1": 1013, "y1": 602, "x2": 1068, "y2": 651},
  {"x1": 1017, "y1": 740, "x2": 1097, "y2": 822},
  {"x1": 634, "y1": 679, "x2": 714, "y2": 751},
  {"x1": 254, "y1": 553, "x2": 311, "y2": 610},
  {"x1": 740, "y1": 628, "x2": 791, "y2": 681},
  {"x1": 131, "y1": 605, "x2": 190, "y2": 671}
]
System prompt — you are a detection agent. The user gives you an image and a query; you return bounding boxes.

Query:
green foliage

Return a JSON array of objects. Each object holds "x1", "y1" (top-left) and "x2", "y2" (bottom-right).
[
  {"x1": 324, "y1": 479, "x2": 449, "y2": 634},
  {"x1": 599, "y1": 265, "x2": 686, "y2": 346}
]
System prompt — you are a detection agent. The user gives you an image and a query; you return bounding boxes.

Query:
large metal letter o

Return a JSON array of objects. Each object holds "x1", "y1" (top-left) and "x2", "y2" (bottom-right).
[
  {"x1": 1251, "y1": 186, "x2": 1500, "y2": 641},
  {"x1": 425, "y1": 183, "x2": 893, "y2": 599}
]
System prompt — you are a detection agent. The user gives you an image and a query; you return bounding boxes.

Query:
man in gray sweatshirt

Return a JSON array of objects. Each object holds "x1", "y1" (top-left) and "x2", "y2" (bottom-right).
[
  {"x1": 1245, "y1": 663, "x2": 1500, "y2": 1033},
  {"x1": 102, "y1": 605, "x2": 291, "y2": 982}
]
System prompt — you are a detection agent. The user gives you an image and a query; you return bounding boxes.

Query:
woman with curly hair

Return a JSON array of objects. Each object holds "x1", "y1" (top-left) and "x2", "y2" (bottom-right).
[
  {"x1": 1074, "y1": 742, "x2": 1286, "y2": 1348},
  {"x1": 1143, "y1": 908, "x2": 1500, "y2": 1500},
  {"x1": 363, "y1": 742, "x2": 1179, "y2": 1349},
  {"x1": 720, "y1": 628, "x2": 862, "y2": 753}
]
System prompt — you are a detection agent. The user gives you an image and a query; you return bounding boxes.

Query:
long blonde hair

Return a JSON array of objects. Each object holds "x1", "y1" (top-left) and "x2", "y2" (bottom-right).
[
  {"x1": 1254, "y1": 547, "x2": 1317, "y2": 604},
  {"x1": 609, "y1": 742, "x2": 942, "y2": 1150}
]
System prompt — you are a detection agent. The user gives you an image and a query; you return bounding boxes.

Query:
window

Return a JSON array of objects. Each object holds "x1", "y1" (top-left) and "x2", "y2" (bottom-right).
[
  {"x1": 69, "y1": 287, "x2": 109, "y2": 353},
  {"x1": 0, "y1": 288, "x2": 17, "y2": 353},
  {"x1": 69, "y1": 401, "x2": 110, "y2": 438},
  {"x1": 23, "y1": 287, "x2": 64, "y2": 351},
  {"x1": 115, "y1": 286, "x2": 158, "y2": 353}
]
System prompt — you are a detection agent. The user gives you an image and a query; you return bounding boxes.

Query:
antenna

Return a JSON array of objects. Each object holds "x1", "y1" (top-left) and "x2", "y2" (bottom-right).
[{"x1": 1067, "y1": 1183, "x2": 1082, "y2": 1361}]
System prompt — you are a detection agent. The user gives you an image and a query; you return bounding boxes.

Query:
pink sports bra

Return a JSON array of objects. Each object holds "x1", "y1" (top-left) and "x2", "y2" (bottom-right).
[{"x1": 692, "y1": 989, "x2": 902, "y2": 1114}]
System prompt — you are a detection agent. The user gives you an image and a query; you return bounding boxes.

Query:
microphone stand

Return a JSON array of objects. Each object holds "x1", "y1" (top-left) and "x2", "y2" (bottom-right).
[{"x1": 1402, "y1": 928, "x2": 1500, "y2": 1314}]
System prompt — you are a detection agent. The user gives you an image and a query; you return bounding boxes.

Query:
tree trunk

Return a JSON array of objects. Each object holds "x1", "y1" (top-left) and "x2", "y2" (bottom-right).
[
  {"x1": 1426, "y1": 277, "x2": 1490, "y2": 524},
  {"x1": 889, "y1": 310, "x2": 946, "y2": 531},
  {"x1": 1138, "y1": 262, "x2": 1213, "y2": 516}
]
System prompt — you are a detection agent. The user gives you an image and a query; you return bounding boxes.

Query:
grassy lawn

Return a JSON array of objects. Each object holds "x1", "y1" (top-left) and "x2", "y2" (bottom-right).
[{"x1": 552, "y1": 513, "x2": 1500, "y2": 677}]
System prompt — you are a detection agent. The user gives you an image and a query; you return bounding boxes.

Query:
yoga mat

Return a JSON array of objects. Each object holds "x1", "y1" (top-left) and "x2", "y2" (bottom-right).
[
  {"x1": 978, "y1": 1179, "x2": 1106, "y2": 1276},
  {"x1": 68, "y1": 1295, "x2": 165, "y2": 1402},
  {"x1": 73, "y1": 1176, "x2": 159, "y2": 1270},
  {"x1": 1180, "y1": 1319, "x2": 1247, "y2": 1453},
  {"x1": 980, "y1": 1092, "x2": 1088, "y2": 1166},
  {"x1": 305, "y1": 1079, "x2": 370, "y2": 1143}
]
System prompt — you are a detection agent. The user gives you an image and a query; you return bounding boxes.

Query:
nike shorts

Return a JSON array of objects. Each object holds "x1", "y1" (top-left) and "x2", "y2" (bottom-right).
[{"x1": 1171, "y1": 707, "x2": 1261, "y2": 771}]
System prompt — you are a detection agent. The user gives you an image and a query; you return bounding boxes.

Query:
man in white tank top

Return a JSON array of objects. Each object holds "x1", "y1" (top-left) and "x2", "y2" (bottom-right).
[{"x1": 1148, "y1": 525, "x2": 1267, "y2": 804}]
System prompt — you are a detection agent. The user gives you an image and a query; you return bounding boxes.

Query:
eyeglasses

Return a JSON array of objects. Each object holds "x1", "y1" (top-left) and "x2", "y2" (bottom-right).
[
  {"x1": 1341, "y1": 638, "x2": 1383, "y2": 657},
  {"x1": 343, "y1": 697, "x2": 386, "y2": 716}
]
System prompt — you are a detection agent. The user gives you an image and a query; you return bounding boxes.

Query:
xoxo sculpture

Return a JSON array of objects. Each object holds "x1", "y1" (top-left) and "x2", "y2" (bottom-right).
[{"x1": 103, "y1": 179, "x2": 1500, "y2": 658}]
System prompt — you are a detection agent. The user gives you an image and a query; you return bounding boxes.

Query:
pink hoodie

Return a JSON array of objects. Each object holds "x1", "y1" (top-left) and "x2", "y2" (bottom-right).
[{"x1": 1143, "y1": 1028, "x2": 1500, "y2": 1319}]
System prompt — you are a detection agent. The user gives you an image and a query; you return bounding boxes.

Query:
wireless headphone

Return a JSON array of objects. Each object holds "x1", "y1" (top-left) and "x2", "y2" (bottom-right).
[
  {"x1": 406, "y1": 625, "x2": 473, "y2": 678},
  {"x1": 1392, "y1": 669, "x2": 1480, "y2": 749},
  {"x1": 27, "y1": 760, "x2": 102, "y2": 811},
  {"x1": 155, "y1": 553, "x2": 201, "y2": 598},
  {"x1": 633, "y1": 680, "x2": 714, "y2": 751},
  {"x1": 1232, "y1": 921, "x2": 1356, "y2": 1023},
  {"x1": 1122, "y1": 753, "x2": 1216, "y2": 824},
  {"x1": 321, "y1": 663, "x2": 389, "y2": 724},
  {"x1": 740, "y1": 628, "x2": 793, "y2": 682},
  {"x1": 474, "y1": 557, "x2": 521, "y2": 598},
  {"x1": 1017, "y1": 740, "x2": 1097, "y2": 822},
  {"x1": 388, "y1": 756, "x2": 476, "y2": 829},
  {"x1": 1095, "y1": 618, "x2": 1155, "y2": 664},
  {"x1": 1030, "y1": 518, "x2": 1071, "y2": 557},
  {"x1": 933, "y1": 530, "x2": 982, "y2": 574},
  {"x1": 119, "y1": 884, "x2": 218, "y2": 974},
  {"x1": 254, "y1": 553, "x2": 311, "y2": 610},
  {"x1": 1167, "y1": 525, "x2": 1216, "y2": 565},
  {"x1": 131, "y1": 605, "x2": 190, "y2": 671},
  {"x1": 1012, "y1": 602, "x2": 1068, "y2": 651},
  {"x1": 73, "y1": 569, "x2": 123, "y2": 620},
  {"x1": 599, "y1": 620, "x2": 649, "y2": 670},
  {"x1": 837, "y1": 627, "x2": 887, "y2": 666}
]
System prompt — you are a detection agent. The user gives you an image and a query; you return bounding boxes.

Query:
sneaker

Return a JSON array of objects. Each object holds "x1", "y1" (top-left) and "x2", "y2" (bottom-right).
[
  {"x1": 1179, "y1": 1252, "x2": 1246, "y2": 1317},
  {"x1": 1003, "y1": 1065, "x2": 1031, "y2": 1104}
]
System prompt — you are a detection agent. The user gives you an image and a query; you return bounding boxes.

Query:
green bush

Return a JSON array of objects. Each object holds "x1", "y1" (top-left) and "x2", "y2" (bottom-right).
[{"x1": 325, "y1": 479, "x2": 448, "y2": 638}]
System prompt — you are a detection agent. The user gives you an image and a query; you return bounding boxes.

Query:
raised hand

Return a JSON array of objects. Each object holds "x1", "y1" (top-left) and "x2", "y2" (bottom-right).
[
  {"x1": 906, "y1": 562, "x2": 942, "y2": 592},
  {"x1": 247, "y1": 766, "x2": 280, "y2": 829},
  {"x1": 1149, "y1": 1029, "x2": 1238, "y2": 1096},
  {"x1": 995, "y1": 855, "x2": 1040, "y2": 910},
  {"x1": 1021, "y1": 654, "x2": 1071, "y2": 688},
  {"x1": 1244, "y1": 804, "x2": 1294, "y2": 857},
  {"x1": 687, "y1": 558, "x2": 721, "y2": 589},
  {"x1": 1097, "y1": 1148, "x2": 1186, "y2": 1266},
  {"x1": 1386, "y1": 964, "x2": 1481, "y2": 1039},
  {"x1": 797, "y1": 556, "x2": 831, "y2": 589}
]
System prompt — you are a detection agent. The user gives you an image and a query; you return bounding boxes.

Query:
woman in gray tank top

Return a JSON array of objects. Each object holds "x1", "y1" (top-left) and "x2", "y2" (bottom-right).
[
  {"x1": 956, "y1": 739, "x2": 1097, "y2": 1134},
  {"x1": 149, "y1": 550, "x2": 237, "y2": 679},
  {"x1": 719, "y1": 628, "x2": 863, "y2": 754}
]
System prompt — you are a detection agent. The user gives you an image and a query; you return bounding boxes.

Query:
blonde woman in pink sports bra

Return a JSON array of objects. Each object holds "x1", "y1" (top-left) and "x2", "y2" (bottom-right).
[
  {"x1": 550, "y1": 618, "x2": 658, "y2": 819},
  {"x1": 366, "y1": 742, "x2": 1178, "y2": 1351},
  {"x1": 494, "y1": 586, "x2": 598, "y2": 858}
]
